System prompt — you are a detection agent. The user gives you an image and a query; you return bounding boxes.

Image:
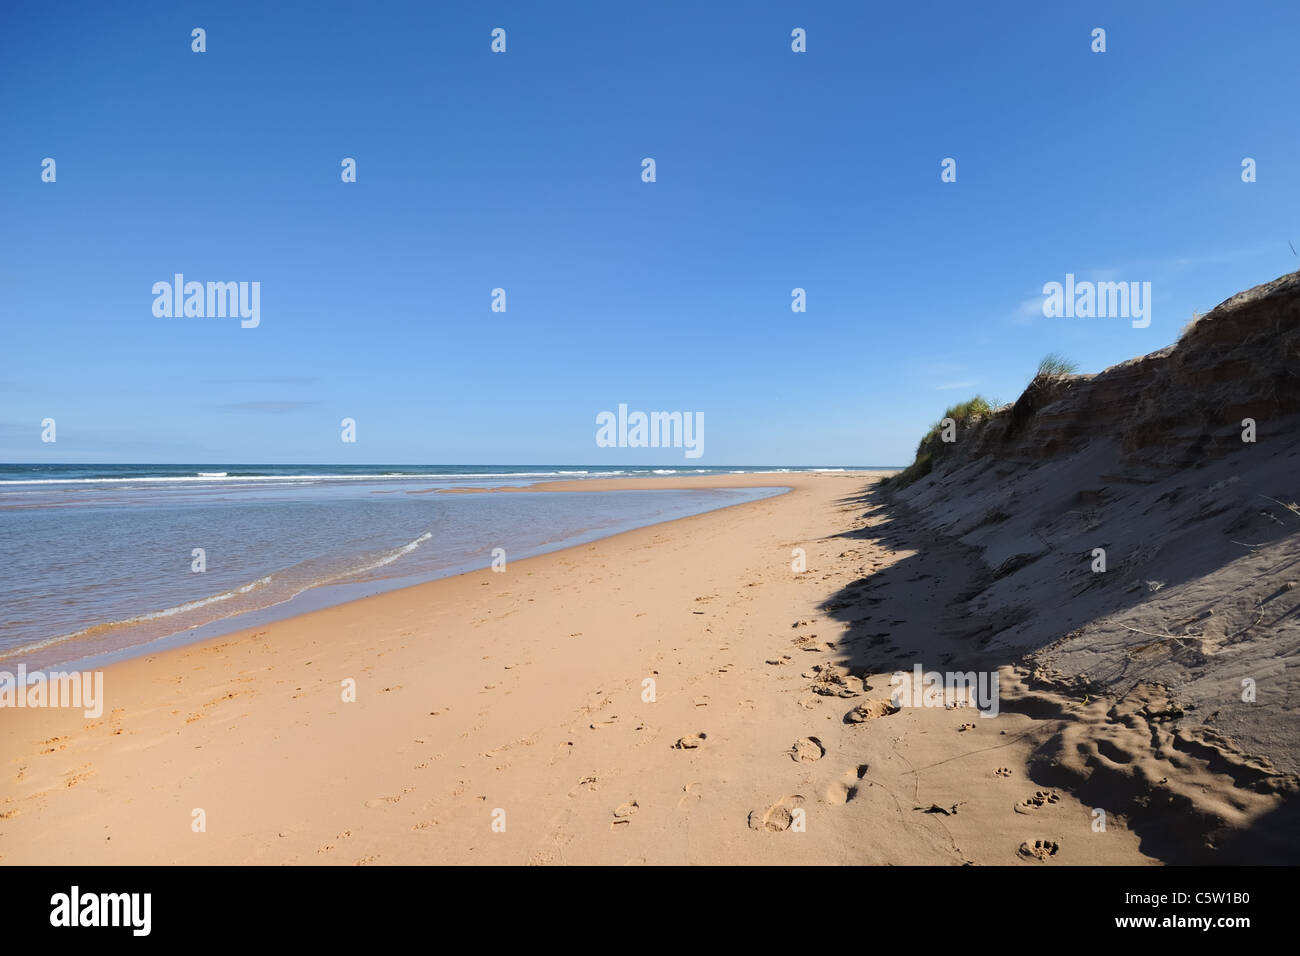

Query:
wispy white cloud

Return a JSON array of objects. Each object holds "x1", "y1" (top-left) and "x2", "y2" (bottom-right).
[
  {"x1": 1007, "y1": 296, "x2": 1044, "y2": 326},
  {"x1": 201, "y1": 377, "x2": 318, "y2": 386},
  {"x1": 1127, "y1": 243, "x2": 1276, "y2": 274},
  {"x1": 1003, "y1": 242, "x2": 1281, "y2": 327},
  {"x1": 213, "y1": 400, "x2": 319, "y2": 414}
]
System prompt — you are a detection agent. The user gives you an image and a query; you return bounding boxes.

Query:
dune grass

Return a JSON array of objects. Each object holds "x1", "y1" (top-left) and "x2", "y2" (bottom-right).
[
  {"x1": 883, "y1": 355, "x2": 1079, "y2": 489},
  {"x1": 882, "y1": 394, "x2": 994, "y2": 488},
  {"x1": 1034, "y1": 352, "x2": 1079, "y2": 383}
]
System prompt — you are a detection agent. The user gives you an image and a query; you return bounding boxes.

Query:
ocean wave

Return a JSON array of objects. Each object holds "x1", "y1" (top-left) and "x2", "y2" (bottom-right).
[
  {"x1": 0, "y1": 470, "x2": 648, "y2": 487},
  {"x1": 0, "y1": 466, "x2": 874, "y2": 488},
  {"x1": 0, "y1": 528, "x2": 439, "y2": 662},
  {"x1": 356, "y1": 532, "x2": 433, "y2": 573},
  {"x1": 0, "y1": 575, "x2": 274, "y2": 662}
]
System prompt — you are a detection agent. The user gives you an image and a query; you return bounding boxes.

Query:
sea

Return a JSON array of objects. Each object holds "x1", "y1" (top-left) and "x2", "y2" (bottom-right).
[{"x1": 0, "y1": 464, "x2": 856, "y2": 670}]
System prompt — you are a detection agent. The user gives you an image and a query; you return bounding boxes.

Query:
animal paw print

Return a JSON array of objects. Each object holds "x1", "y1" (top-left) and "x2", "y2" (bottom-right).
[
  {"x1": 994, "y1": 767, "x2": 1012, "y2": 778},
  {"x1": 1018, "y1": 839, "x2": 1059, "y2": 861},
  {"x1": 1014, "y1": 790, "x2": 1061, "y2": 814},
  {"x1": 957, "y1": 723, "x2": 977, "y2": 732}
]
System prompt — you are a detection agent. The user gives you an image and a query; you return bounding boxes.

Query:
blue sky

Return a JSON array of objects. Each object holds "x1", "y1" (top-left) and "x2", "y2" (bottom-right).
[{"x1": 2, "y1": 0, "x2": 1297, "y2": 465}]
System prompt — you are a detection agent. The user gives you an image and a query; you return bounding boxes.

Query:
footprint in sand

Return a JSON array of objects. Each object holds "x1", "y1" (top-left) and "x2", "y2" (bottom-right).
[
  {"x1": 675, "y1": 733, "x2": 707, "y2": 750},
  {"x1": 589, "y1": 716, "x2": 619, "y2": 730},
  {"x1": 64, "y1": 766, "x2": 94, "y2": 788},
  {"x1": 677, "y1": 782, "x2": 703, "y2": 809},
  {"x1": 318, "y1": 831, "x2": 353, "y2": 854},
  {"x1": 611, "y1": 800, "x2": 640, "y2": 827},
  {"x1": 824, "y1": 765, "x2": 869, "y2": 805},
  {"x1": 1018, "y1": 839, "x2": 1060, "y2": 861},
  {"x1": 748, "y1": 795, "x2": 806, "y2": 832},
  {"x1": 567, "y1": 774, "x2": 599, "y2": 796},
  {"x1": 958, "y1": 723, "x2": 977, "y2": 732},
  {"x1": 994, "y1": 767, "x2": 1013, "y2": 778},
  {"x1": 1014, "y1": 790, "x2": 1061, "y2": 814},
  {"x1": 844, "y1": 700, "x2": 900, "y2": 723},
  {"x1": 790, "y1": 736, "x2": 825, "y2": 763},
  {"x1": 804, "y1": 663, "x2": 863, "y2": 698}
]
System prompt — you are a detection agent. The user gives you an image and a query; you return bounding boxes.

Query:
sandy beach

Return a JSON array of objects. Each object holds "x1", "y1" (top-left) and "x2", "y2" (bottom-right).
[
  {"x1": 0, "y1": 470, "x2": 1185, "y2": 865},
  {"x1": 11, "y1": 3, "x2": 1300, "y2": 922}
]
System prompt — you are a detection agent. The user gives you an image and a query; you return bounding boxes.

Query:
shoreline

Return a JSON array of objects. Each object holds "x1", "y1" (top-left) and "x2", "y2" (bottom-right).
[
  {"x1": 5, "y1": 471, "x2": 911, "y2": 864},
  {"x1": 2, "y1": 469, "x2": 1283, "y2": 864},
  {"x1": 3, "y1": 478, "x2": 797, "y2": 675}
]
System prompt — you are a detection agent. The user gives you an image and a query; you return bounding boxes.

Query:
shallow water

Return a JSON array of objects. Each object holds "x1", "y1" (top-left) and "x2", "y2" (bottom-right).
[{"x1": 0, "y1": 465, "x2": 795, "y2": 668}]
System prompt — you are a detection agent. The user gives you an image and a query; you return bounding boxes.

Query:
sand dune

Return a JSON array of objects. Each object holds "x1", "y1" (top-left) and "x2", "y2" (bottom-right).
[{"x1": 884, "y1": 270, "x2": 1300, "y2": 862}]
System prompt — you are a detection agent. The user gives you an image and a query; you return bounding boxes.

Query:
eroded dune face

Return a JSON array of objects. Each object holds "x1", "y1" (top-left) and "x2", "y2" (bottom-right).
[{"x1": 883, "y1": 271, "x2": 1300, "y2": 861}]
